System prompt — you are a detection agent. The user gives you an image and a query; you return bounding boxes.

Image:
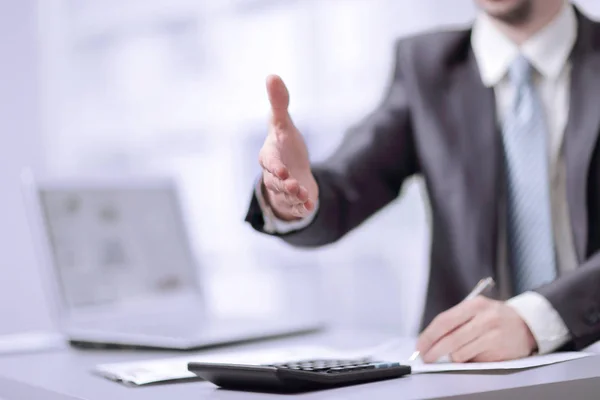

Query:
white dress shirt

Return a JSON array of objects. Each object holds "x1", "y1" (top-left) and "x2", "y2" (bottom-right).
[
  {"x1": 472, "y1": 2, "x2": 576, "y2": 354},
  {"x1": 257, "y1": 2, "x2": 577, "y2": 354}
]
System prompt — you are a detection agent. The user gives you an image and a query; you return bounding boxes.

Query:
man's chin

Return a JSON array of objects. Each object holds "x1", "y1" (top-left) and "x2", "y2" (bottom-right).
[{"x1": 478, "y1": 0, "x2": 533, "y2": 25}]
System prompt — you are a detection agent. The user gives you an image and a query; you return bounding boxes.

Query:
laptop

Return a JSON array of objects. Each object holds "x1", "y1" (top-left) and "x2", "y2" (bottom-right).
[{"x1": 21, "y1": 172, "x2": 322, "y2": 350}]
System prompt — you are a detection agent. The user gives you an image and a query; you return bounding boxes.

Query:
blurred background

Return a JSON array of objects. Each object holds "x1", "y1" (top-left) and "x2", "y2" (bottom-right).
[{"x1": 2, "y1": 0, "x2": 600, "y2": 338}]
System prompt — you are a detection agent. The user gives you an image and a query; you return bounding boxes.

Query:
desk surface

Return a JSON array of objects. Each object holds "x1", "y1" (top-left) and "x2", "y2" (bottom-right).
[{"x1": 0, "y1": 330, "x2": 599, "y2": 400}]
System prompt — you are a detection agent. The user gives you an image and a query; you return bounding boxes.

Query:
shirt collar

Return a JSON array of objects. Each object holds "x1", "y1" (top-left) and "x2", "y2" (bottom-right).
[{"x1": 471, "y1": 2, "x2": 577, "y2": 87}]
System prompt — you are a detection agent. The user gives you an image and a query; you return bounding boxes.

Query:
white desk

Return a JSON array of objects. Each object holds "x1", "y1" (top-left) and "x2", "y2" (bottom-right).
[{"x1": 0, "y1": 330, "x2": 599, "y2": 400}]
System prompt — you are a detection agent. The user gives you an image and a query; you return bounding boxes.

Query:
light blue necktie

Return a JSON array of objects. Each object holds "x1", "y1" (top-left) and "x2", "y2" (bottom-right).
[{"x1": 502, "y1": 55, "x2": 557, "y2": 294}]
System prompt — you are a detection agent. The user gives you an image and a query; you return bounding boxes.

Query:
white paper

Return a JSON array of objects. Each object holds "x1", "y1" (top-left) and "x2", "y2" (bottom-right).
[
  {"x1": 94, "y1": 345, "x2": 344, "y2": 386},
  {"x1": 94, "y1": 340, "x2": 594, "y2": 386},
  {"x1": 407, "y1": 351, "x2": 592, "y2": 373},
  {"x1": 346, "y1": 338, "x2": 594, "y2": 373}
]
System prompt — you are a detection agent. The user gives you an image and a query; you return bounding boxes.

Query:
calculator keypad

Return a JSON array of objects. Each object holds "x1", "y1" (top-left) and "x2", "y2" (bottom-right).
[{"x1": 269, "y1": 358, "x2": 399, "y2": 374}]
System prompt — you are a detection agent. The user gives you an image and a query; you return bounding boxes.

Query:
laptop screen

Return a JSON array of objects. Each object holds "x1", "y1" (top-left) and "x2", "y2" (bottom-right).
[{"x1": 37, "y1": 183, "x2": 199, "y2": 311}]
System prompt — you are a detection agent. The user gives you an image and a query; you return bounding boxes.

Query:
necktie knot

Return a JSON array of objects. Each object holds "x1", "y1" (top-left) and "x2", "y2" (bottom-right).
[{"x1": 508, "y1": 55, "x2": 533, "y2": 87}]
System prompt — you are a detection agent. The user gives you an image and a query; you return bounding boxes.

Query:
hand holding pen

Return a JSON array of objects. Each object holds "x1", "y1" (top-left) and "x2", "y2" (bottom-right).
[
  {"x1": 408, "y1": 277, "x2": 496, "y2": 362},
  {"x1": 413, "y1": 276, "x2": 537, "y2": 363}
]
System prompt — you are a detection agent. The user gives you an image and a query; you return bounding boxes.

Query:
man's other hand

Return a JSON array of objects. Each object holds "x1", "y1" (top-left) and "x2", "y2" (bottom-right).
[
  {"x1": 416, "y1": 296, "x2": 537, "y2": 363},
  {"x1": 259, "y1": 75, "x2": 319, "y2": 221}
]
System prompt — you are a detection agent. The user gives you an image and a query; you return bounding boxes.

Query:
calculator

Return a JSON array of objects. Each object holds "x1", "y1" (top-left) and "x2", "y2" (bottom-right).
[{"x1": 187, "y1": 357, "x2": 411, "y2": 393}]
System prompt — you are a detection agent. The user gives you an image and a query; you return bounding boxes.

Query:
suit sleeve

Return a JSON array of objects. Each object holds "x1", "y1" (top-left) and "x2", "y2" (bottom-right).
[
  {"x1": 245, "y1": 41, "x2": 419, "y2": 247},
  {"x1": 535, "y1": 251, "x2": 600, "y2": 350}
]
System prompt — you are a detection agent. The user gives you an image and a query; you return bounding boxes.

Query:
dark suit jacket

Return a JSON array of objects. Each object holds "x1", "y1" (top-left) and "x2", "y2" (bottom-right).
[{"x1": 246, "y1": 8, "x2": 600, "y2": 350}]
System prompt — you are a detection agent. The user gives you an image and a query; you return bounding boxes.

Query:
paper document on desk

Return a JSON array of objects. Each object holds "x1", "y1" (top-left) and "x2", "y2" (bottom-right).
[
  {"x1": 94, "y1": 345, "x2": 344, "y2": 386},
  {"x1": 351, "y1": 338, "x2": 594, "y2": 373},
  {"x1": 94, "y1": 341, "x2": 594, "y2": 386},
  {"x1": 408, "y1": 351, "x2": 592, "y2": 373},
  {"x1": 347, "y1": 338, "x2": 595, "y2": 374}
]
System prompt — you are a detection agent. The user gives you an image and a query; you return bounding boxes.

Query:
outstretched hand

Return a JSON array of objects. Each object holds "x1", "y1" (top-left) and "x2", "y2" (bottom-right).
[{"x1": 259, "y1": 75, "x2": 318, "y2": 220}]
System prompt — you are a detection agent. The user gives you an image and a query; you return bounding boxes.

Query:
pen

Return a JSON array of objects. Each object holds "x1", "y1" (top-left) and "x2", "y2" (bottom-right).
[{"x1": 408, "y1": 277, "x2": 496, "y2": 362}]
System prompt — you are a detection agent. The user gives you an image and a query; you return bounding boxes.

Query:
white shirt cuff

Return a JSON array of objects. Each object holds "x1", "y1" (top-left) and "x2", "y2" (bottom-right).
[
  {"x1": 254, "y1": 180, "x2": 318, "y2": 234},
  {"x1": 506, "y1": 291, "x2": 571, "y2": 354}
]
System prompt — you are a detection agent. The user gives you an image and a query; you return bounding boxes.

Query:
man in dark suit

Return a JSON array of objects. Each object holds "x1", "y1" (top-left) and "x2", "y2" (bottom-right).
[{"x1": 245, "y1": 0, "x2": 600, "y2": 362}]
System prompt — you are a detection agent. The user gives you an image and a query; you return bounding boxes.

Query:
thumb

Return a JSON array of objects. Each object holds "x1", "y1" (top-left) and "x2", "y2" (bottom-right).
[{"x1": 266, "y1": 74, "x2": 291, "y2": 128}]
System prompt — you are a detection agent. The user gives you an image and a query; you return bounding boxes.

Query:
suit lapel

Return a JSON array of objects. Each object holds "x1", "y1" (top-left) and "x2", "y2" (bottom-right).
[
  {"x1": 447, "y1": 47, "x2": 500, "y2": 286},
  {"x1": 565, "y1": 12, "x2": 600, "y2": 262}
]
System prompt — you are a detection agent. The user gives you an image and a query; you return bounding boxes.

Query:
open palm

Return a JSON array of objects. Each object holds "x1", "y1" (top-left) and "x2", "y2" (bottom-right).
[{"x1": 258, "y1": 75, "x2": 319, "y2": 220}]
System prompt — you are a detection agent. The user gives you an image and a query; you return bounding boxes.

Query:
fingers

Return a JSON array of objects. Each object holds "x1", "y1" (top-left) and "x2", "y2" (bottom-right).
[
  {"x1": 263, "y1": 171, "x2": 285, "y2": 193},
  {"x1": 421, "y1": 310, "x2": 489, "y2": 363},
  {"x1": 298, "y1": 186, "x2": 310, "y2": 204},
  {"x1": 448, "y1": 303, "x2": 534, "y2": 363},
  {"x1": 450, "y1": 331, "x2": 499, "y2": 363},
  {"x1": 302, "y1": 198, "x2": 315, "y2": 212},
  {"x1": 417, "y1": 296, "x2": 490, "y2": 358},
  {"x1": 263, "y1": 173, "x2": 305, "y2": 202},
  {"x1": 290, "y1": 203, "x2": 310, "y2": 218},
  {"x1": 268, "y1": 192, "x2": 312, "y2": 218},
  {"x1": 259, "y1": 151, "x2": 289, "y2": 180},
  {"x1": 418, "y1": 298, "x2": 531, "y2": 364},
  {"x1": 263, "y1": 172, "x2": 311, "y2": 217},
  {"x1": 266, "y1": 75, "x2": 291, "y2": 130}
]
